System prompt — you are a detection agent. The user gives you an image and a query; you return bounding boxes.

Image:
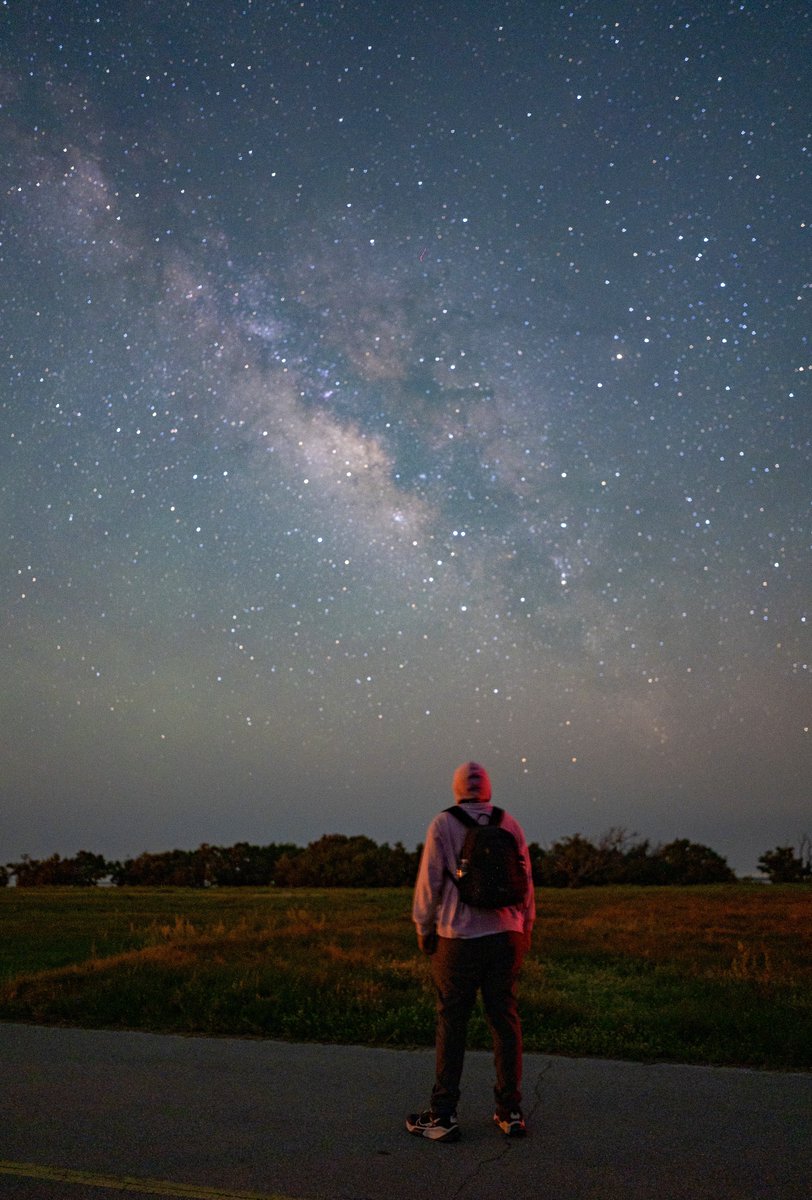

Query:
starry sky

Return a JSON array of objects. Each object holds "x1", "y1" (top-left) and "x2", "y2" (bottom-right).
[{"x1": 2, "y1": 1, "x2": 809, "y2": 876}]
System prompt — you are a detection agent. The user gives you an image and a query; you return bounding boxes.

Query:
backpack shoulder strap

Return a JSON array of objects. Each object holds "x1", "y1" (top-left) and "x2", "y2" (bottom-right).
[
  {"x1": 446, "y1": 805, "x2": 506, "y2": 827},
  {"x1": 444, "y1": 805, "x2": 476, "y2": 827}
]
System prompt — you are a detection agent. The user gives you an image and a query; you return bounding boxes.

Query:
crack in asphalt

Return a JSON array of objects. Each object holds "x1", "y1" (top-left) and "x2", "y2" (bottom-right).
[{"x1": 449, "y1": 1058, "x2": 553, "y2": 1199}]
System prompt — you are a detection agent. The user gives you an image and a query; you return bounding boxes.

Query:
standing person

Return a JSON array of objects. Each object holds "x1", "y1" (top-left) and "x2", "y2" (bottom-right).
[{"x1": 406, "y1": 761, "x2": 536, "y2": 1143}]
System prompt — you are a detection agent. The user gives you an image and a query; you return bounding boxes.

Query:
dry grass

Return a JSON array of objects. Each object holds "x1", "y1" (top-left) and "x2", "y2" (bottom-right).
[{"x1": 536, "y1": 886, "x2": 811, "y2": 986}]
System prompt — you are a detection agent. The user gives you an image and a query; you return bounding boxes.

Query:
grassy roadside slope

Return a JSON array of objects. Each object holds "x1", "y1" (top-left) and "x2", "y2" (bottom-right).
[{"x1": 1, "y1": 885, "x2": 809, "y2": 1069}]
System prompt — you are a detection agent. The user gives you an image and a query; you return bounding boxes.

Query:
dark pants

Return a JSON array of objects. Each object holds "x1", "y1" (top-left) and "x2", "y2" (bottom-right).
[{"x1": 430, "y1": 931, "x2": 524, "y2": 1118}]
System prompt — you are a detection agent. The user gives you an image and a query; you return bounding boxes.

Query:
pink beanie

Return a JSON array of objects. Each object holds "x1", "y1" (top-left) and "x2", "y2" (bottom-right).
[{"x1": 453, "y1": 761, "x2": 492, "y2": 802}]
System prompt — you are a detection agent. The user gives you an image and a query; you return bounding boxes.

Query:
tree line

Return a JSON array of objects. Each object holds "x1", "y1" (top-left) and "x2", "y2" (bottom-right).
[{"x1": 3, "y1": 830, "x2": 809, "y2": 887}]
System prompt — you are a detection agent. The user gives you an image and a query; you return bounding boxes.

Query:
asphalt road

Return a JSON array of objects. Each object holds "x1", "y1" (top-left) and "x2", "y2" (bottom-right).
[{"x1": 1, "y1": 1023, "x2": 809, "y2": 1199}]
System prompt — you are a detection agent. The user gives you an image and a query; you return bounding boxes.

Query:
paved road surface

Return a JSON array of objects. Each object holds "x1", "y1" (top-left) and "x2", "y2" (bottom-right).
[{"x1": 1, "y1": 1023, "x2": 809, "y2": 1199}]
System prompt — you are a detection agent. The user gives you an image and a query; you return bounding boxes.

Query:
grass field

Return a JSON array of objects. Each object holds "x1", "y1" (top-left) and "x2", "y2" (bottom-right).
[{"x1": 1, "y1": 885, "x2": 809, "y2": 1070}]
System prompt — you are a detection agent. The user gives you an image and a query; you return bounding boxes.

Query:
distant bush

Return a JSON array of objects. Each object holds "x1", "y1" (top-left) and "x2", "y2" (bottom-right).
[
  {"x1": 273, "y1": 835, "x2": 419, "y2": 887},
  {"x1": 9, "y1": 852, "x2": 109, "y2": 887},
  {"x1": 107, "y1": 842, "x2": 301, "y2": 887},
  {"x1": 758, "y1": 837, "x2": 811, "y2": 884},
  {"x1": 7, "y1": 844, "x2": 299, "y2": 888},
  {"x1": 529, "y1": 830, "x2": 736, "y2": 887}
]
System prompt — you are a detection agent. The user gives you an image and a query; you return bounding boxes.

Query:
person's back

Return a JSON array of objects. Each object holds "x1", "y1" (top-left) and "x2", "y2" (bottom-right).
[{"x1": 407, "y1": 761, "x2": 535, "y2": 1142}]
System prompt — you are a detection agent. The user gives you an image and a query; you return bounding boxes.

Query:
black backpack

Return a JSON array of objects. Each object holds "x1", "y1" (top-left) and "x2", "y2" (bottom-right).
[{"x1": 445, "y1": 806, "x2": 528, "y2": 909}]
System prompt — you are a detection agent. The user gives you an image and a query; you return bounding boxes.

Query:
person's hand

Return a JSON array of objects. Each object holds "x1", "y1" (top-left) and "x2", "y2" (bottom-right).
[{"x1": 418, "y1": 929, "x2": 438, "y2": 956}]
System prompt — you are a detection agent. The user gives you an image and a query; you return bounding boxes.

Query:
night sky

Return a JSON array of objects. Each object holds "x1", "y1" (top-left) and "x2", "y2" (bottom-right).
[{"x1": 2, "y1": 1, "x2": 809, "y2": 876}]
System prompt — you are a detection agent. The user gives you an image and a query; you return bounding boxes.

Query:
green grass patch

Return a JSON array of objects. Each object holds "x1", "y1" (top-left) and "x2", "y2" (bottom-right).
[{"x1": 0, "y1": 885, "x2": 809, "y2": 1069}]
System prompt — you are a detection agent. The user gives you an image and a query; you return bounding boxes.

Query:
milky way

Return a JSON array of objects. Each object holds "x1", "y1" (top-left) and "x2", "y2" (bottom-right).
[{"x1": 2, "y1": 1, "x2": 809, "y2": 873}]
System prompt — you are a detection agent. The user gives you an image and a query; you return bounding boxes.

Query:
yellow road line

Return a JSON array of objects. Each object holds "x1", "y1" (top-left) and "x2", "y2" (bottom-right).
[{"x1": 0, "y1": 1160, "x2": 302, "y2": 1200}]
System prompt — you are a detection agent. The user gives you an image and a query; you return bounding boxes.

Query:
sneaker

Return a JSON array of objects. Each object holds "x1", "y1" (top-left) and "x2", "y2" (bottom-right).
[
  {"x1": 494, "y1": 1110, "x2": 527, "y2": 1137},
  {"x1": 406, "y1": 1109, "x2": 460, "y2": 1142}
]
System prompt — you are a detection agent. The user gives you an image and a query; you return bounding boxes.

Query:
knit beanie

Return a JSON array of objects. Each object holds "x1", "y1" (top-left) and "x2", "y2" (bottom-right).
[{"x1": 452, "y1": 761, "x2": 492, "y2": 802}]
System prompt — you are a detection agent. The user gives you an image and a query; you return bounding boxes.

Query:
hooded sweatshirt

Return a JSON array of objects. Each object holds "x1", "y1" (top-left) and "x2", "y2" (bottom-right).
[{"x1": 412, "y1": 801, "x2": 536, "y2": 940}]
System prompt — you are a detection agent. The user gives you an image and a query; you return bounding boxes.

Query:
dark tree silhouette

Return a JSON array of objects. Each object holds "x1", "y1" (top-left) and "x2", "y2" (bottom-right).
[{"x1": 758, "y1": 839, "x2": 811, "y2": 884}]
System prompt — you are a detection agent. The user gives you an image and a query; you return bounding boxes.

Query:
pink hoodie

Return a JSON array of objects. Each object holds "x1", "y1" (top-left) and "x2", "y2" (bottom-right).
[{"x1": 412, "y1": 801, "x2": 536, "y2": 939}]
